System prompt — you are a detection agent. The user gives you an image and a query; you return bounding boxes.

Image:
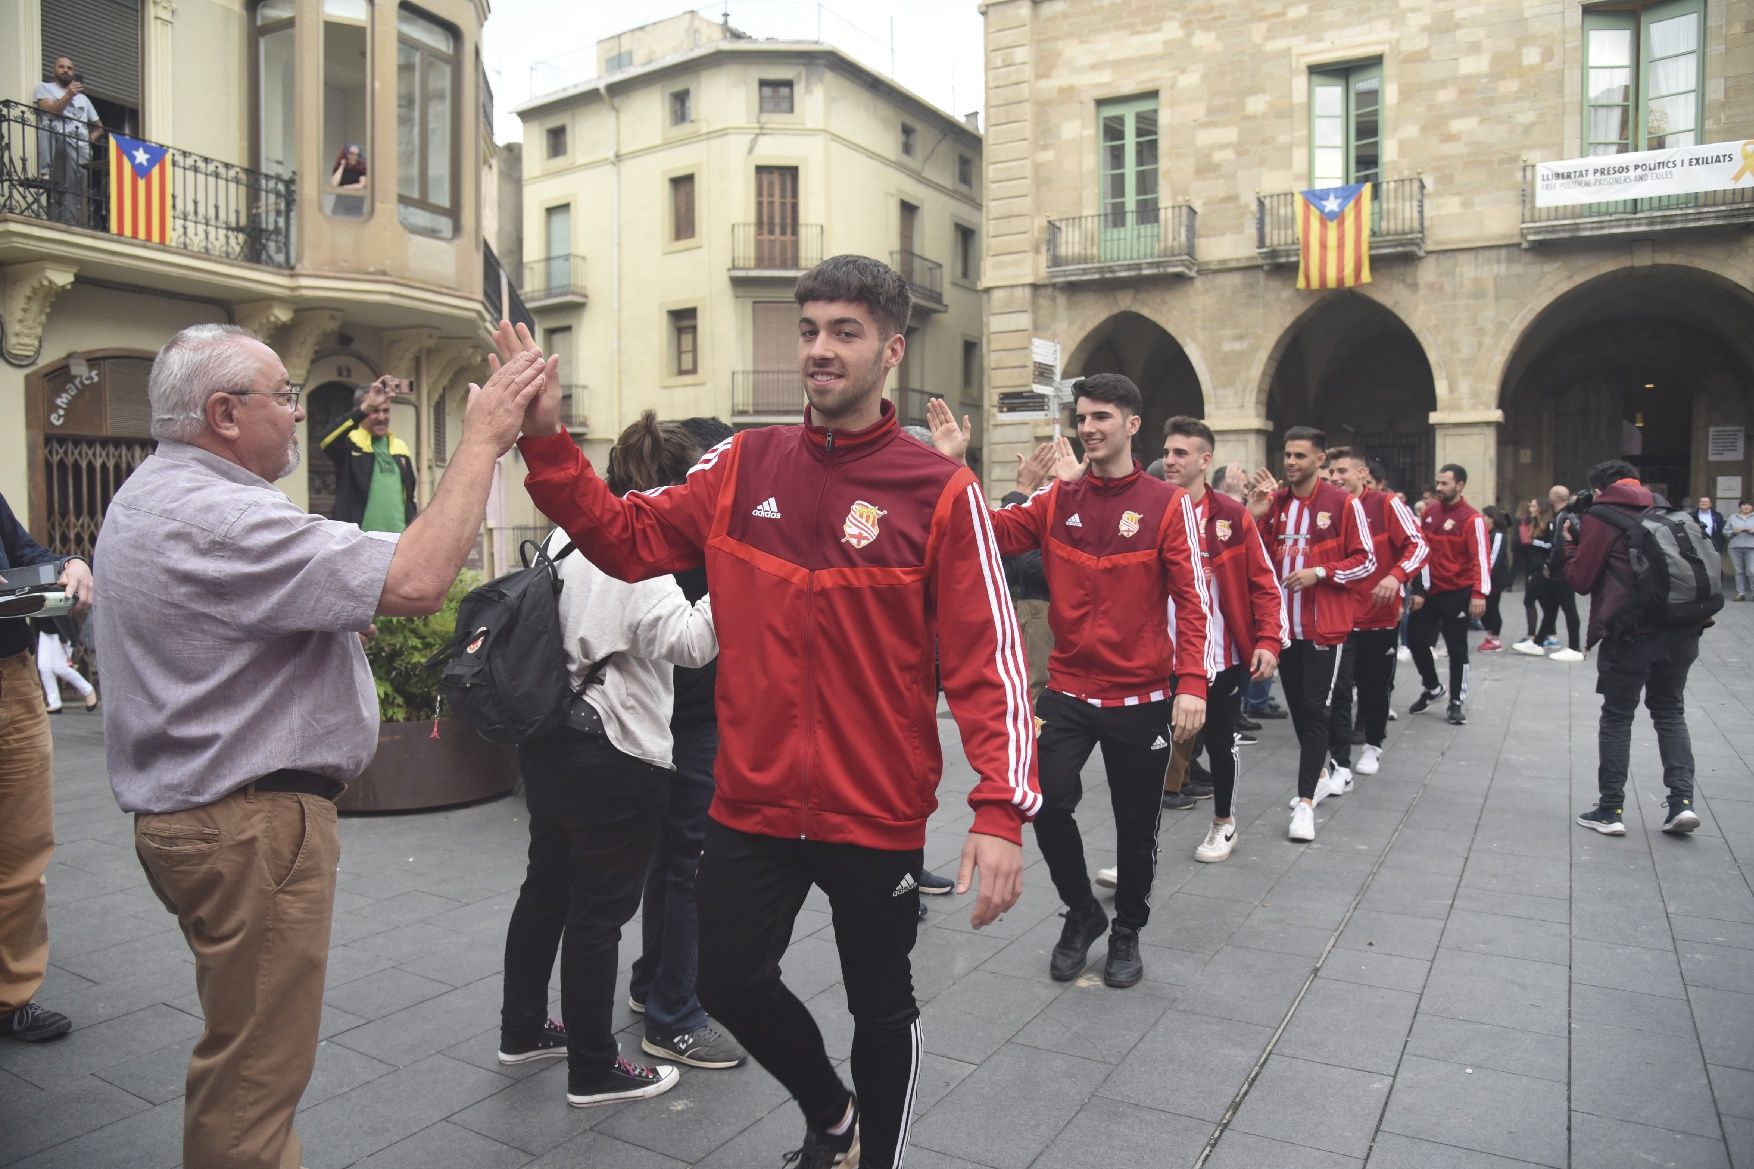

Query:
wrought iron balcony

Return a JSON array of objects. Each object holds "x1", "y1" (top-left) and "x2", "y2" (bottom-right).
[
  {"x1": 891, "y1": 250, "x2": 945, "y2": 312},
  {"x1": 555, "y1": 383, "x2": 589, "y2": 430},
  {"x1": 1519, "y1": 162, "x2": 1754, "y2": 242},
  {"x1": 483, "y1": 242, "x2": 534, "y2": 332},
  {"x1": 730, "y1": 223, "x2": 822, "y2": 274},
  {"x1": 0, "y1": 100, "x2": 294, "y2": 268},
  {"x1": 1046, "y1": 204, "x2": 1198, "y2": 281},
  {"x1": 732, "y1": 369, "x2": 803, "y2": 418},
  {"x1": 1256, "y1": 177, "x2": 1425, "y2": 265},
  {"x1": 523, "y1": 254, "x2": 587, "y2": 305}
]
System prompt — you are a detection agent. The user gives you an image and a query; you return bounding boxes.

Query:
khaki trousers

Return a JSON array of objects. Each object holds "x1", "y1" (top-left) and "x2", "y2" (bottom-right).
[
  {"x1": 0, "y1": 650, "x2": 54, "y2": 1015},
  {"x1": 136, "y1": 786, "x2": 340, "y2": 1169},
  {"x1": 1017, "y1": 598, "x2": 1053, "y2": 708},
  {"x1": 1160, "y1": 737, "x2": 1197, "y2": 793}
]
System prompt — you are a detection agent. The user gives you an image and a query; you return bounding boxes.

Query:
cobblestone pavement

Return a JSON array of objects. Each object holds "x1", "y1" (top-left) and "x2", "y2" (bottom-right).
[{"x1": 4, "y1": 601, "x2": 1753, "y2": 1168}]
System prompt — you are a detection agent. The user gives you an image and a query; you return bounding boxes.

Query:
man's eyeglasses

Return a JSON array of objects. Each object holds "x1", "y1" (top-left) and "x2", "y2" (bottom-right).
[{"x1": 224, "y1": 386, "x2": 303, "y2": 410}]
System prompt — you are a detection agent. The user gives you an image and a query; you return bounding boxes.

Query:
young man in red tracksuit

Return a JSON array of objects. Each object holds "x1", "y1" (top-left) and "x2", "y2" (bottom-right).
[
  {"x1": 1160, "y1": 416, "x2": 1285, "y2": 863},
  {"x1": 1248, "y1": 427, "x2": 1375, "y2": 842},
  {"x1": 1409, "y1": 463, "x2": 1491, "y2": 725},
  {"x1": 510, "y1": 256, "x2": 1041, "y2": 1169},
  {"x1": 1326, "y1": 448, "x2": 1427, "y2": 780},
  {"x1": 985, "y1": 373, "x2": 1213, "y2": 989}
]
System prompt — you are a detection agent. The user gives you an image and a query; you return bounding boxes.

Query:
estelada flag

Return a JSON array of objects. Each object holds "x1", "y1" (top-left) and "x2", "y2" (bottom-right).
[
  {"x1": 108, "y1": 133, "x2": 171, "y2": 245},
  {"x1": 1295, "y1": 182, "x2": 1371, "y2": 290}
]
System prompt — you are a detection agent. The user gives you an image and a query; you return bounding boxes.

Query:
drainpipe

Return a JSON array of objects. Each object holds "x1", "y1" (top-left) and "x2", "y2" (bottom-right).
[{"x1": 599, "y1": 79, "x2": 621, "y2": 435}]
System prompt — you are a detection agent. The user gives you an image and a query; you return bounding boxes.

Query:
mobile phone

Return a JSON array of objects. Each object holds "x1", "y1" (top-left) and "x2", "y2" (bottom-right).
[{"x1": 72, "y1": 73, "x2": 83, "y2": 83}]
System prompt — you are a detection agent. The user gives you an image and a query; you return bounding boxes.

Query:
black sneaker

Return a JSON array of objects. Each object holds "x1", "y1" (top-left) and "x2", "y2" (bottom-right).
[
  {"x1": 1103, "y1": 926, "x2": 1144, "y2": 989},
  {"x1": 917, "y1": 868, "x2": 954, "y2": 895},
  {"x1": 1049, "y1": 901, "x2": 1109, "y2": 981},
  {"x1": 1, "y1": 1001, "x2": 70, "y2": 1042},
  {"x1": 1250, "y1": 702, "x2": 1289, "y2": 720},
  {"x1": 1409, "y1": 684, "x2": 1445, "y2": 714},
  {"x1": 1446, "y1": 700, "x2": 1466, "y2": 725},
  {"x1": 642, "y1": 1024, "x2": 746, "y2": 1069},
  {"x1": 1576, "y1": 805, "x2": 1626, "y2": 836},
  {"x1": 1662, "y1": 799, "x2": 1700, "y2": 835},
  {"x1": 1235, "y1": 713, "x2": 1262, "y2": 732},
  {"x1": 783, "y1": 1100, "x2": 860, "y2": 1168},
  {"x1": 1161, "y1": 789, "x2": 1196, "y2": 811},
  {"x1": 1234, "y1": 730, "x2": 1259, "y2": 746},
  {"x1": 1184, "y1": 776, "x2": 1215, "y2": 801},
  {"x1": 918, "y1": 900, "x2": 929, "y2": 921},
  {"x1": 498, "y1": 1017, "x2": 567, "y2": 1065},
  {"x1": 566, "y1": 1055, "x2": 679, "y2": 1107}
]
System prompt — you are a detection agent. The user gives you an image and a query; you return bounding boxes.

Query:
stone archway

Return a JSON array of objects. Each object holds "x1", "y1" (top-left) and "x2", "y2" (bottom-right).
[
  {"x1": 1063, "y1": 311, "x2": 1205, "y2": 467},
  {"x1": 1496, "y1": 265, "x2": 1754, "y2": 507},
  {"x1": 1261, "y1": 293, "x2": 1437, "y2": 495}
]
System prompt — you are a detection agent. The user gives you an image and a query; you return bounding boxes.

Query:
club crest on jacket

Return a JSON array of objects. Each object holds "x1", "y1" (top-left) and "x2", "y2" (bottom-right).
[
  {"x1": 1316, "y1": 511, "x2": 1332, "y2": 530},
  {"x1": 1119, "y1": 510, "x2": 1142, "y2": 538},
  {"x1": 842, "y1": 500, "x2": 887, "y2": 548},
  {"x1": 1215, "y1": 519, "x2": 1232, "y2": 541}
]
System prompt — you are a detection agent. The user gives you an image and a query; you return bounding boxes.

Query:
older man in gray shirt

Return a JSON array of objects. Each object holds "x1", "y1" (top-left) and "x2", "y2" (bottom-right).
[{"x1": 95, "y1": 321, "x2": 551, "y2": 1169}]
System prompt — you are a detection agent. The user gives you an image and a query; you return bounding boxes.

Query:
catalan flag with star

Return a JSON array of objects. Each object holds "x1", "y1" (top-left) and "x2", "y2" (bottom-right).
[
  {"x1": 108, "y1": 133, "x2": 171, "y2": 245},
  {"x1": 1295, "y1": 182, "x2": 1372, "y2": 290}
]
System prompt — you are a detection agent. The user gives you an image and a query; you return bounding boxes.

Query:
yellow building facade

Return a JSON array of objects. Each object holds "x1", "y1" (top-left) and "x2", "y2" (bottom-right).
[
  {"x1": 1, "y1": 0, "x2": 527, "y2": 562},
  {"x1": 513, "y1": 13, "x2": 987, "y2": 510},
  {"x1": 980, "y1": 0, "x2": 1754, "y2": 508}
]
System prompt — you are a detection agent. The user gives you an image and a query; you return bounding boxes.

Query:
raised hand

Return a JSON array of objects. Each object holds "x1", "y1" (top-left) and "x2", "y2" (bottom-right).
[
  {"x1": 461, "y1": 347, "x2": 548, "y2": 454},
  {"x1": 1015, "y1": 442, "x2": 1056, "y2": 493},
  {"x1": 1051, "y1": 436, "x2": 1087, "y2": 483},
  {"x1": 925, "y1": 397, "x2": 971, "y2": 464}
]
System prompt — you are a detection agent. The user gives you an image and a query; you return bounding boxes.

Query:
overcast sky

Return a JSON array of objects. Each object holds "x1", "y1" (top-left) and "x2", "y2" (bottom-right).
[{"x1": 481, "y1": 0, "x2": 987, "y2": 143}]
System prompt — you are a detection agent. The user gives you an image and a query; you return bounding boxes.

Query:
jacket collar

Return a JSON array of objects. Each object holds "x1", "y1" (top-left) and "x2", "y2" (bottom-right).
[
  {"x1": 1084, "y1": 460, "x2": 1144, "y2": 494},
  {"x1": 802, "y1": 398, "x2": 897, "y2": 458},
  {"x1": 350, "y1": 427, "x2": 410, "y2": 459}
]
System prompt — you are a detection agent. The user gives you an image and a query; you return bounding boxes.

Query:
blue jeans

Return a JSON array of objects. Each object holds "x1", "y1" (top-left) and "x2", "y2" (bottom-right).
[
  {"x1": 628, "y1": 721, "x2": 717, "y2": 1036},
  {"x1": 1244, "y1": 676, "x2": 1275, "y2": 712}
]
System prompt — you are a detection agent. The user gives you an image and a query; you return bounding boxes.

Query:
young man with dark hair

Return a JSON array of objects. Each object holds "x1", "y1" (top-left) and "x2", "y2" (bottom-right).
[
  {"x1": 509, "y1": 255, "x2": 1040, "y2": 1169},
  {"x1": 1409, "y1": 463, "x2": 1490, "y2": 724},
  {"x1": 1569, "y1": 460, "x2": 1705, "y2": 837},
  {"x1": 932, "y1": 374, "x2": 1213, "y2": 988},
  {"x1": 1327, "y1": 448, "x2": 1427, "y2": 778},
  {"x1": 1248, "y1": 427, "x2": 1375, "y2": 841}
]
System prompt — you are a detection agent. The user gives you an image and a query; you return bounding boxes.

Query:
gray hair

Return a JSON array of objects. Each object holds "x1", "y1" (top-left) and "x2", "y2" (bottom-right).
[
  {"x1": 900, "y1": 424, "x2": 933, "y2": 445},
  {"x1": 148, "y1": 323, "x2": 267, "y2": 441}
]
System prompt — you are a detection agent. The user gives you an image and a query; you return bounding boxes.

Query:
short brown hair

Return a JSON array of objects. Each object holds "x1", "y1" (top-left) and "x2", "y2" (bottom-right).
[
  {"x1": 1163, "y1": 415, "x2": 1214, "y2": 449},
  {"x1": 1327, "y1": 445, "x2": 1365, "y2": 466},
  {"x1": 795, "y1": 254, "x2": 912, "y2": 338}
]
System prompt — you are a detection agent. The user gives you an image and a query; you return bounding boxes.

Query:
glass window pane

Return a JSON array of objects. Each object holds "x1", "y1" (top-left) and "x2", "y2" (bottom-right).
[
  {"x1": 1588, "y1": 28, "x2": 1632, "y2": 68},
  {"x1": 424, "y1": 50, "x2": 452, "y2": 208},
  {"x1": 396, "y1": 43, "x2": 419, "y2": 198},
  {"x1": 1101, "y1": 114, "x2": 1124, "y2": 144},
  {"x1": 1313, "y1": 116, "x2": 1343, "y2": 148},
  {"x1": 1136, "y1": 168, "x2": 1157, "y2": 199},
  {"x1": 324, "y1": 16, "x2": 370, "y2": 217},
  {"x1": 1135, "y1": 108, "x2": 1157, "y2": 140},
  {"x1": 1647, "y1": 93, "x2": 1695, "y2": 144},
  {"x1": 324, "y1": 0, "x2": 369, "y2": 20},
  {"x1": 1136, "y1": 137, "x2": 1157, "y2": 170},
  {"x1": 1649, "y1": 12, "x2": 1698, "y2": 58},
  {"x1": 1588, "y1": 105, "x2": 1629, "y2": 147},
  {"x1": 259, "y1": 24, "x2": 297, "y2": 178},
  {"x1": 1105, "y1": 142, "x2": 1125, "y2": 173},
  {"x1": 398, "y1": 9, "x2": 453, "y2": 53},
  {"x1": 1588, "y1": 68, "x2": 1631, "y2": 106},
  {"x1": 1313, "y1": 84, "x2": 1343, "y2": 118},
  {"x1": 257, "y1": 0, "x2": 296, "y2": 23},
  {"x1": 1104, "y1": 172, "x2": 1125, "y2": 204},
  {"x1": 1648, "y1": 54, "x2": 1697, "y2": 99},
  {"x1": 1314, "y1": 147, "x2": 1344, "y2": 186}
]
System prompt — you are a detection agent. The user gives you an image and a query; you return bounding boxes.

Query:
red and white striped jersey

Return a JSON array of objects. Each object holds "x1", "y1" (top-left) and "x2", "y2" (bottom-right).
[{"x1": 1258, "y1": 481, "x2": 1375, "y2": 647}]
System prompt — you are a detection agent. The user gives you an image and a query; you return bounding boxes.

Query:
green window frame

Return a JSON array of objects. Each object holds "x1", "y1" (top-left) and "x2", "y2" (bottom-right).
[
  {"x1": 1308, "y1": 61, "x2": 1381, "y2": 188},
  {"x1": 1582, "y1": 0, "x2": 1704, "y2": 155},
  {"x1": 1097, "y1": 94, "x2": 1158, "y2": 230}
]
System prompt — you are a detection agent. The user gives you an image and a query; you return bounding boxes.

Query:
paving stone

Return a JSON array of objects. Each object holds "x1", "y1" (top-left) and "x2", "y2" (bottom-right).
[
  {"x1": 1571, "y1": 1112, "x2": 1730, "y2": 1169},
  {"x1": 1672, "y1": 915, "x2": 1754, "y2": 951},
  {"x1": 1319, "y1": 947, "x2": 1431, "y2": 994},
  {"x1": 327, "y1": 976, "x2": 505, "y2": 1067},
  {"x1": 1173, "y1": 945, "x2": 1314, "y2": 1029},
  {"x1": 1355, "y1": 866, "x2": 1460, "y2": 921},
  {"x1": 1712, "y1": 1064, "x2": 1754, "y2": 1122},
  {"x1": 1420, "y1": 948, "x2": 1569, "y2": 1038},
  {"x1": 1227, "y1": 913, "x2": 1337, "y2": 958},
  {"x1": 447, "y1": 1063, "x2": 613, "y2": 1155},
  {"x1": 1010, "y1": 976, "x2": 1179, "y2": 1063},
  {"x1": 1228, "y1": 1054, "x2": 1391, "y2": 1160},
  {"x1": 1033, "y1": 1094, "x2": 1213, "y2": 1168},
  {"x1": 6, "y1": 1098, "x2": 183, "y2": 1169},
  {"x1": 1208, "y1": 1130, "x2": 1361, "y2": 1168},
  {"x1": 917, "y1": 970, "x2": 1060, "y2": 1063},
  {"x1": 295, "y1": 1053, "x2": 514, "y2": 1168},
  {"x1": 0, "y1": 1074, "x2": 150, "y2": 1163},
  {"x1": 1380, "y1": 1055, "x2": 1568, "y2": 1167},
  {"x1": 299, "y1": 1042, "x2": 401, "y2": 1112},
  {"x1": 1682, "y1": 941, "x2": 1754, "y2": 995},
  {"x1": 523, "y1": 1131, "x2": 690, "y2": 1168},
  {"x1": 1439, "y1": 908, "x2": 1570, "y2": 966},
  {"x1": 591, "y1": 1054, "x2": 792, "y2": 1166},
  {"x1": 1572, "y1": 1023, "x2": 1724, "y2": 1138},
  {"x1": 1572, "y1": 937, "x2": 1688, "y2": 998},
  {"x1": 1727, "y1": 1115, "x2": 1754, "y2": 1169},
  {"x1": 908, "y1": 1043, "x2": 1110, "y2": 1169},
  {"x1": 1334, "y1": 908, "x2": 1446, "y2": 961},
  {"x1": 1275, "y1": 979, "x2": 1418, "y2": 1075},
  {"x1": 1365, "y1": 1131, "x2": 1556, "y2": 1169},
  {"x1": 1570, "y1": 983, "x2": 1698, "y2": 1036},
  {"x1": 325, "y1": 967, "x2": 456, "y2": 1020},
  {"x1": 1099, "y1": 1009, "x2": 1275, "y2": 1123},
  {"x1": 351, "y1": 1121, "x2": 532, "y2": 1169},
  {"x1": 3, "y1": 1002, "x2": 201, "y2": 1091},
  {"x1": 1693, "y1": 988, "x2": 1754, "y2": 1071},
  {"x1": 1451, "y1": 886, "x2": 1569, "y2": 925},
  {"x1": 1148, "y1": 891, "x2": 1249, "y2": 954}
]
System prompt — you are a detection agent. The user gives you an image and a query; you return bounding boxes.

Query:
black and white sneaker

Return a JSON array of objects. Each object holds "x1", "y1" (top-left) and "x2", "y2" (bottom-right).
[
  {"x1": 641, "y1": 1024, "x2": 747, "y2": 1069},
  {"x1": 566, "y1": 1056, "x2": 679, "y2": 1107},
  {"x1": 783, "y1": 1099, "x2": 860, "y2": 1168},
  {"x1": 1, "y1": 1001, "x2": 71, "y2": 1043},
  {"x1": 1234, "y1": 729, "x2": 1259, "y2": 747},
  {"x1": 1662, "y1": 799, "x2": 1700, "y2": 835},
  {"x1": 1576, "y1": 805, "x2": 1626, "y2": 836},
  {"x1": 1446, "y1": 700, "x2": 1466, "y2": 726},
  {"x1": 1408, "y1": 684, "x2": 1445, "y2": 714},
  {"x1": 916, "y1": 868, "x2": 954, "y2": 895},
  {"x1": 498, "y1": 1017, "x2": 567, "y2": 1065}
]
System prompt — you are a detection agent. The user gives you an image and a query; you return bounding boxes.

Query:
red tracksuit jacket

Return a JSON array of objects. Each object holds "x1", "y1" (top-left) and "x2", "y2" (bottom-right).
[
  {"x1": 1350, "y1": 489, "x2": 1429, "y2": 631},
  {"x1": 1420, "y1": 497, "x2": 1492, "y2": 600},
  {"x1": 1259, "y1": 481, "x2": 1375, "y2": 647},
  {"x1": 989, "y1": 463, "x2": 1215, "y2": 703},
  {"x1": 1193, "y1": 488, "x2": 1287, "y2": 670},
  {"x1": 518, "y1": 404, "x2": 1042, "y2": 850}
]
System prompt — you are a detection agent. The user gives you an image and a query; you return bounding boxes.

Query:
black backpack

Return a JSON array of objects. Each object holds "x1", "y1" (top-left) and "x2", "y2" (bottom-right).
[
  {"x1": 426, "y1": 537, "x2": 587, "y2": 745},
  {"x1": 1589, "y1": 504, "x2": 1724, "y2": 635}
]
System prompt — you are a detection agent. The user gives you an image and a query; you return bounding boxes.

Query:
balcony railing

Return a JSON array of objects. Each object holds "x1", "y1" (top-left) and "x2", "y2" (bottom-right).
[
  {"x1": 1256, "y1": 177, "x2": 1425, "y2": 264},
  {"x1": 891, "y1": 250, "x2": 944, "y2": 308},
  {"x1": 1046, "y1": 204, "x2": 1198, "y2": 280},
  {"x1": 1519, "y1": 162, "x2": 1754, "y2": 241},
  {"x1": 730, "y1": 223, "x2": 822, "y2": 273},
  {"x1": 732, "y1": 369, "x2": 803, "y2": 417},
  {"x1": 483, "y1": 242, "x2": 534, "y2": 331},
  {"x1": 0, "y1": 100, "x2": 295, "y2": 268},
  {"x1": 555, "y1": 383, "x2": 589, "y2": 430},
  {"x1": 523, "y1": 254, "x2": 587, "y2": 304}
]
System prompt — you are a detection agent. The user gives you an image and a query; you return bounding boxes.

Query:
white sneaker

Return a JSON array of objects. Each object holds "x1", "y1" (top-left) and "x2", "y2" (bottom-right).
[
  {"x1": 1289, "y1": 802, "x2": 1315, "y2": 842},
  {"x1": 1387, "y1": 707, "x2": 1398, "y2": 721},
  {"x1": 1510, "y1": 639, "x2": 1546, "y2": 656},
  {"x1": 1293, "y1": 767, "x2": 1331, "y2": 809},
  {"x1": 1094, "y1": 867, "x2": 1118, "y2": 889},
  {"x1": 1329, "y1": 765, "x2": 1354, "y2": 794},
  {"x1": 1356, "y1": 745, "x2": 1381, "y2": 775},
  {"x1": 1396, "y1": 646, "x2": 1412, "y2": 663},
  {"x1": 1195, "y1": 821, "x2": 1237, "y2": 863},
  {"x1": 1549, "y1": 648, "x2": 1585, "y2": 663}
]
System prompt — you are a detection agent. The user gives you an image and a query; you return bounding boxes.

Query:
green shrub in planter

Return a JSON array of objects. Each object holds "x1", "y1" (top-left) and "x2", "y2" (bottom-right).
[{"x1": 365, "y1": 572, "x2": 477, "y2": 723}]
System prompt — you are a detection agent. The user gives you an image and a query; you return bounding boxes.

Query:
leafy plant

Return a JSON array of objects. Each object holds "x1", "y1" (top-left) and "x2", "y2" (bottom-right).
[{"x1": 366, "y1": 571, "x2": 476, "y2": 723}]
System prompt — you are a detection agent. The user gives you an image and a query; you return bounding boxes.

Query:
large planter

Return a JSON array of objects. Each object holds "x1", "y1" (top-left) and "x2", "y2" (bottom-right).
[{"x1": 336, "y1": 718, "x2": 519, "y2": 814}]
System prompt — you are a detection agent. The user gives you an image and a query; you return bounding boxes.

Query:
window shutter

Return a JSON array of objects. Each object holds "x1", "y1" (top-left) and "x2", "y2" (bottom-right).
[{"x1": 42, "y1": 0, "x2": 142, "y2": 109}]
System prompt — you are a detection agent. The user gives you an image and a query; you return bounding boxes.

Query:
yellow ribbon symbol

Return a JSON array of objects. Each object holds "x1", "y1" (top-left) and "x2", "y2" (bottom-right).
[{"x1": 1734, "y1": 140, "x2": 1754, "y2": 184}]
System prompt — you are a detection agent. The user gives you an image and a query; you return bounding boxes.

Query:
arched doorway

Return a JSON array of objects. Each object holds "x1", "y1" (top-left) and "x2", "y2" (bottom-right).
[
  {"x1": 305, "y1": 380, "x2": 357, "y2": 519},
  {"x1": 1497, "y1": 267, "x2": 1754, "y2": 507},
  {"x1": 1064, "y1": 311, "x2": 1203, "y2": 467},
  {"x1": 24, "y1": 351, "x2": 158, "y2": 561},
  {"x1": 1264, "y1": 294, "x2": 1437, "y2": 495}
]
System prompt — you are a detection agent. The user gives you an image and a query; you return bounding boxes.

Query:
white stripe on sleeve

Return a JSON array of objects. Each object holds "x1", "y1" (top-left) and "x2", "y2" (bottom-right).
[{"x1": 964, "y1": 483, "x2": 1042, "y2": 816}]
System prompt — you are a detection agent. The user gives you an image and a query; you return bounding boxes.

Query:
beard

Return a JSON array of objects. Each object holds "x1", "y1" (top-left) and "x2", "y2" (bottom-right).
[
  {"x1": 803, "y1": 350, "x2": 887, "y2": 424},
  {"x1": 276, "y1": 438, "x2": 301, "y2": 481}
]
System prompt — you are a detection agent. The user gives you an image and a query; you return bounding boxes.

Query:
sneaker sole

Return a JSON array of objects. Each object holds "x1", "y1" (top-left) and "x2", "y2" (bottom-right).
[
  {"x1": 1662, "y1": 812, "x2": 1701, "y2": 835},
  {"x1": 628, "y1": 996, "x2": 645, "y2": 1014},
  {"x1": 1575, "y1": 815, "x2": 1627, "y2": 836},
  {"x1": 918, "y1": 886, "x2": 953, "y2": 896},
  {"x1": 640, "y1": 1036, "x2": 746, "y2": 1069},
  {"x1": 1194, "y1": 836, "x2": 1236, "y2": 863},
  {"x1": 7, "y1": 1019, "x2": 72, "y2": 1042},
  {"x1": 1093, "y1": 872, "x2": 1117, "y2": 889},
  {"x1": 497, "y1": 1047, "x2": 567, "y2": 1065},
  {"x1": 567, "y1": 1067, "x2": 680, "y2": 1107},
  {"x1": 1102, "y1": 966, "x2": 1143, "y2": 989}
]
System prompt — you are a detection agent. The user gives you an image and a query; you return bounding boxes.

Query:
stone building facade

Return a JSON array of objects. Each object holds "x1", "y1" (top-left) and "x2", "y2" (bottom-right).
[{"x1": 979, "y1": 0, "x2": 1754, "y2": 508}]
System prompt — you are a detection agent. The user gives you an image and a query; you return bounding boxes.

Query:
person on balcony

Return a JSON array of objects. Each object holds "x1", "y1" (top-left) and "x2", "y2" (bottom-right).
[
  {"x1": 330, "y1": 144, "x2": 367, "y2": 190},
  {"x1": 32, "y1": 56, "x2": 104, "y2": 227},
  {"x1": 319, "y1": 376, "x2": 418, "y2": 532}
]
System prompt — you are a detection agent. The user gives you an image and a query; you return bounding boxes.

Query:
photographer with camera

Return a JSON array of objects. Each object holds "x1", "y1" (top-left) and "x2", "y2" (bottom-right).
[
  {"x1": 319, "y1": 376, "x2": 417, "y2": 532},
  {"x1": 33, "y1": 56, "x2": 104, "y2": 226},
  {"x1": 1567, "y1": 460, "x2": 1715, "y2": 838}
]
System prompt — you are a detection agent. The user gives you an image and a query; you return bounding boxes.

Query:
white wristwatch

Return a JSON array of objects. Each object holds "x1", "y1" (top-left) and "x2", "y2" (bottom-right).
[{"x1": 1314, "y1": 566, "x2": 1328, "y2": 581}]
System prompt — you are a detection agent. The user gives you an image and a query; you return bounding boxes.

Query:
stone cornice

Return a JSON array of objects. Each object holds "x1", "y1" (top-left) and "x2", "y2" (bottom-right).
[{"x1": 2, "y1": 261, "x2": 78, "y2": 363}]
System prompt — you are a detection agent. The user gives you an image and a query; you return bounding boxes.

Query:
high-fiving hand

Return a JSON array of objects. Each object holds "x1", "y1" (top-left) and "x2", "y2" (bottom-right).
[
  {"x1": 487, "y1": 320, "x2": 563, "y2": 438},
  {"x1": 925, "y1": 397, "x2": 971, "y2": 464}
]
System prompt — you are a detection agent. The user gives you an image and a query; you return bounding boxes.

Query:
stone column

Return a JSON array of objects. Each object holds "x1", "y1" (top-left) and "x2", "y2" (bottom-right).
[
  {"x1": 145, "y1": 0, "x2": 177, "y2": 143},
  {"x1": 1429, "y1": 409, "x2": 1505, "y2": 500},
  {"x1": 1206, "y1": 415, "x2": 1274, "y2": 479}
]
